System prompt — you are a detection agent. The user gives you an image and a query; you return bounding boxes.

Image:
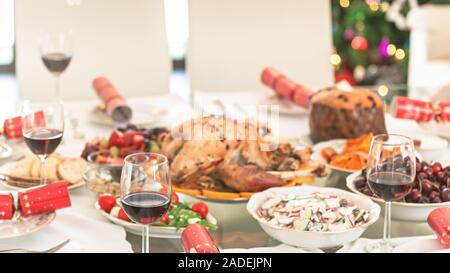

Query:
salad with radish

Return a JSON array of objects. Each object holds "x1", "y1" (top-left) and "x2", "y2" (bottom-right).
[
  {"x1": 97, "y1": 192, "x2": 218, "y2": 230},
  {"x1": 256, "y1": 192, "x2": 370, "y2": 232}
]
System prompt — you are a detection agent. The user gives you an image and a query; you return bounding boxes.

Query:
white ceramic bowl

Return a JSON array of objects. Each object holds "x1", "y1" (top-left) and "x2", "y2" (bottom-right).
[
  {"x1": 246, "y1": 185, "x2": 380, "y2": 249},
  {"x1": 346, "y1": 171, "x2": 450, "y2": 222}
]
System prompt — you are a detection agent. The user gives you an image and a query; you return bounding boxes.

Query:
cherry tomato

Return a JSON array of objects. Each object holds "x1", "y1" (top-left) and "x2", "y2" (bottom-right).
[
  {"x1": 118, "y1": 208, "x2": 131, "y2": 222},
  {"x1": 191, "y1": 202, "x2": 208, "y2": 218},
  {"x1": 98, "y1": 195, "x2": 116, "y2": 213},
  {"x1": 160, "y1": 213, "x2": 169, "y2": 224}
]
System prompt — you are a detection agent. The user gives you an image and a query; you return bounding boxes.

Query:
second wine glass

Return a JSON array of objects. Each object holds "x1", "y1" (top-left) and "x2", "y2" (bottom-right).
[
  {"x1": 40, "y1": 31, "x2": 73, "y2": 98},
  {"x1": 120, "y1": 153, "x2": 171, "y2": 253},
  {"x1": 21, "y1": 100, "x2": 64, "y2": 185},
  {"x1": 365, "y1": 134, "x2": 416, "y2": 253}
]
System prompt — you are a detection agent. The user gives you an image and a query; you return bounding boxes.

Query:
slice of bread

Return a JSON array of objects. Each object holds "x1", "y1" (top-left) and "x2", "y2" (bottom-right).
[
  {"x1": 10, "y1": 156, "x2": 34, "y2": 178},
  {"x1": 29, "y1": 155, "x2": 60, "y2": 181},
  {"x1": 58, "y1": 158, "x2": 86, "y2": 184},
  {"x1": 44, "y1": 156, "x2": 60, "y2": 181},
  {"x1": 30, "y1": 157, "x2": 41, "y2": 178}
]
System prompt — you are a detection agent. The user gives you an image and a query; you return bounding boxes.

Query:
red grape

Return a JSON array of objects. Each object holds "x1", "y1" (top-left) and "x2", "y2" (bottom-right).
[
  {"x1": 417, "y1": 172, "x2": 428, "y2": 181},
  {"x1": 436, "y1": 171, "x2": 446, "y2": 184},
  {"x1": 441, "y1": 188, "x2": 450, "y2": 202},
  {"x1": 415, "y1": 162, "x2": 422, "y2": 173},
  {"x1": 425, "y1": 168, "x2": 434, "y2": 177},
  {"x1": 354, "y1": 177, "x2": 366, "y2": 189},
  {"x1": 421, "y1": 179, "x2": 433, "y2": 194},
  {"x1": 410, "y1": 189, "x2": 422, "y2": 203},
  {"x1": 429, "y1": 191, "x2": 439, "y2": 199}
]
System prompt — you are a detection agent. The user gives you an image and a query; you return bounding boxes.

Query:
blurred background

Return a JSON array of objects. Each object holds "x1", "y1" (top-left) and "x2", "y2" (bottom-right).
[{"x1": 1, "y1": 0, "x2": 450, "y2": 114}]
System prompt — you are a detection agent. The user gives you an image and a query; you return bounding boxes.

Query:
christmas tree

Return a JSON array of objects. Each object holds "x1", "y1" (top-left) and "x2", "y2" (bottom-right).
[{"x1": 331, "y1": 0, "x2": 450, "y2": 87}]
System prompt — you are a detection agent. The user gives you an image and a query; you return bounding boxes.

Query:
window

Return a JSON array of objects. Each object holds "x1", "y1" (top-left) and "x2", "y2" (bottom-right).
[{"x1": 0, "y1": 0, "x2": 14, "y2": 71}]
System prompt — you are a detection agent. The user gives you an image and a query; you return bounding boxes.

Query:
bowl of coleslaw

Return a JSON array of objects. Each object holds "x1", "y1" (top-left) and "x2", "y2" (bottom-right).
[{"x1": 247, "y1": 185, "x2": 380, "y2": 249}]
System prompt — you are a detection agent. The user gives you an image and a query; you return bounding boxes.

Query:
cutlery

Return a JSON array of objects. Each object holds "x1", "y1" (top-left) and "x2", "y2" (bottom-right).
[{"x1": 0, "y1": 239, "x2": 70, "y2": 253}]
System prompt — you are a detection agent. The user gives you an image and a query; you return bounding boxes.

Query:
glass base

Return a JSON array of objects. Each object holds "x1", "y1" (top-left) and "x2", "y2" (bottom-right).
[{"x1": 365, "y1": 240, "x2": 395, "y2": 253}]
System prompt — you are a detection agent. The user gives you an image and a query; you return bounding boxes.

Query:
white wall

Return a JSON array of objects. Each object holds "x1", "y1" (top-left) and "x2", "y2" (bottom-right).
[{"x1": 15, "y1": 0, "x2": 171, "y2": 100}]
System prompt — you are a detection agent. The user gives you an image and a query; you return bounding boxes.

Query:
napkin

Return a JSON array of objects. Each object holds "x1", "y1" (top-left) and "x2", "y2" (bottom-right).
[
  {"x1": 338, "y1": 236, "x2": 450, "y2": 253},
  {"x1": 0, "y1": 210, "x2": 132, "y2": 253}
]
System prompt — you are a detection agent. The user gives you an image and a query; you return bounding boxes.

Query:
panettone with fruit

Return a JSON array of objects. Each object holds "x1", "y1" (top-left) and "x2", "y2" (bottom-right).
[{"x1": 309, "y1": 87, "x2": 387, "y2": 143}]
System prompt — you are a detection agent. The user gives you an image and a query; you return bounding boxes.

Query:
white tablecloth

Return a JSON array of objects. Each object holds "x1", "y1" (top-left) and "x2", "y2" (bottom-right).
[
  {"x1": 1, "y1": 91, "x2": 449, "y2": 252},
  {"x1": 0, "y1": 94, "x2": 193, "y2": 252}
]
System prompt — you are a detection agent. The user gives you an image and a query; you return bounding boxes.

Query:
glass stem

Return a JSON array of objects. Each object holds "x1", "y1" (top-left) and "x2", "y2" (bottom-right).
[
  {"x1": 142, "y1": 225, "x2": 150, "y2": 253},
  {"x1": 55, "y1": 76, "x2": 60, "y2": 99},
  {"x1": 383, "y1": 201, "x2": 392, "y2": 246},
  {"x1": 39, "y1": 155, "x2": 47, "y2": 185}
]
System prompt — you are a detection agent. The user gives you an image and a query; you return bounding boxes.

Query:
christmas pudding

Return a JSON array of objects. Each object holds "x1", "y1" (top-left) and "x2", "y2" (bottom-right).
[{"x1": 309, "y1": 87, "x2": 387, "y2": 143}]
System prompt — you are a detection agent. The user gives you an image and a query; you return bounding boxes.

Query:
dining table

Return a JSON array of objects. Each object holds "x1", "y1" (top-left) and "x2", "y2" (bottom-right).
[{"x1": 1, "y1": 90, "x2": 449, "y2": 253}]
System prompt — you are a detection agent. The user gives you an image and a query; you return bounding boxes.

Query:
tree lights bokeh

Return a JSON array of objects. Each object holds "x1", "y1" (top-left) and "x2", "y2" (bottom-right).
[{"x1": 331, "y1": 0, "x2": 411, "y2": 85}]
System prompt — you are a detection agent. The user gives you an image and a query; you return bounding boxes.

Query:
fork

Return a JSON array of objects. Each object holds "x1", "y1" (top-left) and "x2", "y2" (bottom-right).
[{"x1": 0, "y1": 239, "x2": 70, "y2": 253}]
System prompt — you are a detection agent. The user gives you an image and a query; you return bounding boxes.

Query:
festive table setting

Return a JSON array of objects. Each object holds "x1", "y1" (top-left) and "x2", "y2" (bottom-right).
[{"x1": 0, "y1": 64, "x2": 449, "y2": 253}]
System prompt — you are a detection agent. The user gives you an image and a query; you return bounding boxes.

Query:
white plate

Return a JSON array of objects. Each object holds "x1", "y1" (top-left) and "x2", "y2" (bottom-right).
[
  {"x1": 0, "y1": 161, "x2": 85, "y2": 191},
  {"x1": 95, "y1": 194, "x2": 218, "y2": 238},
  {"x1": 411, "y1": 132, "x2": 448, "y2": 164},
  {"x1": 312, "y1": 139, "x2": 356, "y2": 173},
  {"x1": 0, "y1": 212, "x2": 56, "y2": 240},
  {"x1": 247, "y1": 185, "x2": 380, "y2": 249},
  {"x1": 346, "y1": 171, "x2": 450, "y2": 222},
  {"x1": 312, "y1": 138, "x2": 425, "y2": 174},
  {"x1": 258, "y1": 95, "x2": 308, "y2": 115},
  {"x1": 418, "y1": 121, "x2": 450, "y2": 140},
  {"x1": 89, "y1": 104, "x2": 166, "y2": 127}
]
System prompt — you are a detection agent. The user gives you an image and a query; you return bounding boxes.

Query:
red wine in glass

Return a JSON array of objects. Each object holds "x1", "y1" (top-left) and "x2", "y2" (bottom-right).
[
  {"x1": 42, "y1": 52, "x2": 72, "y2": 75},
  {"x1": 121, "y1": 192, "x2": 170, "y2": 224},
  {"x1": 367, "y1": 172, "x2": 414, "y2": 201},
  {"x1": 23, "y1": 128, "x2": 63, "y2": 156}
]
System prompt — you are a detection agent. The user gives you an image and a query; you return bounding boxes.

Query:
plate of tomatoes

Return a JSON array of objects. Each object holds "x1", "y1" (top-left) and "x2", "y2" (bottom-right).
[{"x1": 95, "y1": 192, "x2": 218, "y2": 238}]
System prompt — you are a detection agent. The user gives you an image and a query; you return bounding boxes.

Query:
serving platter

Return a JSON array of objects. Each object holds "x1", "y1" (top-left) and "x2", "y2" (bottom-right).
[
  {"x1": 95, "y1": 193, "x2": 218, "y2": 238},
  {"x1": 0, "y1": 161, "x2": 85, "y2": 191}
]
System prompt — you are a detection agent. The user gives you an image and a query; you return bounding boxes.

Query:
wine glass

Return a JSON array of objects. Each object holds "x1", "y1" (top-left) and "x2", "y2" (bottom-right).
[
  {"x1": 21, "y1": 100, "x2": 64, "y2": 185},
  {"x1": 120, "y1": 153, "x2": 171, "y2": 253},
  {"x1": 40, "y1": 31, "x2": 73, "y2": 98},
  {"x1": 365, "y1": 134, "x2": 416, "y2": 252}
]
